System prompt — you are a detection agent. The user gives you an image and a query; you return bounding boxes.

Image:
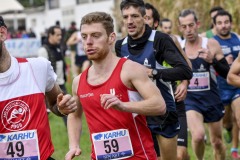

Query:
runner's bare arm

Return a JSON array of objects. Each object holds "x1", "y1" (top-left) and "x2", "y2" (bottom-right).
[
  {"x1": 207, "y1": 39, "x2": 230, "y2": 78},
  {"x1": 227, "y1": 54, "x2": 240, "y2": 87},
  {"x1": 101, "y1": 60, "x2": 166, "y2": 116},
  {"x1": 66, "y1": 32, "x2": 78, "y2": 46},
  {"x1": 65, "y1": 75, "x2": 83, "y2": 160}
]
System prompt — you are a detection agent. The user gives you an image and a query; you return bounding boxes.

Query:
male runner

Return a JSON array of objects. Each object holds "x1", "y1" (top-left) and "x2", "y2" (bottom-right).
[
  {"x1": 213, "y1": 10, "x2": 240, "y2": 159},
  {"x1": 116, "y1": 1, "x2": 192, "y2": 160},
  {"x1": 0, "y1": 16, "x2": 77, "y2": 160},
  {"x1": 65, "y1": 11, "x2": 166, "y2": 160},
  {"x1": 145, "y1": 3, "x2": 191, "y2": 160},
  {"x1": 200, "y1": 6, "x2": 224, "y2": 38},
  {"x1": 178, "y1": 9, "x2": 229, "y2": 160}
]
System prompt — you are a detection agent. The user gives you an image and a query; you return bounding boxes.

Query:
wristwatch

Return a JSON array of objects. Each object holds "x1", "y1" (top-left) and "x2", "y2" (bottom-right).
[{"x1": 152, "y1": 69, "x2": 158, "y2": 79}]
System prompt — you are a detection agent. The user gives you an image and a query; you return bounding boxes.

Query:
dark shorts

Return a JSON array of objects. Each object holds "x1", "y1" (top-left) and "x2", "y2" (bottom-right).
[
  {"x1": 177, "y1": 116, "x2": 188, "y2": 147},
  {"x1": 75, "y1": 55, "x2": 88, "y2": 67},
  {"x1": 148, "y1": 121, "x2": 180, "y2": 138},
  {"x1": 176, "y1": 101, "x2": 186, "y2": 117},
  {"x1": 150, "y1": 122, "x2": 180, "y2": 156},
  {"x1": 186, "y1": 103, "x2": 224, "y2": 123},
  {"x1": 218, "y1": 89, "x2": 240, "y2": 106}
]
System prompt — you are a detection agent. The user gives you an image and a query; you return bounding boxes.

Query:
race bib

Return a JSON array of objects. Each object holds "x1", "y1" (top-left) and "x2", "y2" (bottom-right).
[
  {"x1": 92, "y1": 129, "x2": 134, "y2": 160},
  {"x1": 0, "y1": 130, "x2": 40, "y2": 160},
  {"x1": 188, "y1": 72, "x2": 210, "y2": 91}
]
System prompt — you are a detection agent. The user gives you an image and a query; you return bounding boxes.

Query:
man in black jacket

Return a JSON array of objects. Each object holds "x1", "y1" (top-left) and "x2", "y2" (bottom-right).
[
  {"x1": 144, "y1": 2, "x2": 191, "y2": 160},
  {"x1": 115, "y1": 1, "x2": 192, "y2": 159},
  {"x1": 38, "y1": 26, "x2": 68, "y2": 126}
]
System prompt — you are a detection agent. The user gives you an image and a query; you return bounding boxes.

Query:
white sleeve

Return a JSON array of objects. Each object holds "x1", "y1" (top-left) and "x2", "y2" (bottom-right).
[
  {"x1": 27, "y1": 57, "x2": 57, "y2": 93},
  {"x1": 38, "y1": 47, "x2": 49, "y2": 59}
]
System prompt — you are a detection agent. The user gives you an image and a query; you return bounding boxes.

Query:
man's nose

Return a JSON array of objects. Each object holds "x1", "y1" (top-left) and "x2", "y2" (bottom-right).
[{"x1": 127, "y1": 17, "x2": 133, "y2": 24}]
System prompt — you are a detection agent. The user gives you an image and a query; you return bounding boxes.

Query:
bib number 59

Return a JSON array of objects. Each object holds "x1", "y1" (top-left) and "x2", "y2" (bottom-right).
[{"x1": 104, "y1": 139, "x2": 119, "y2": 153}]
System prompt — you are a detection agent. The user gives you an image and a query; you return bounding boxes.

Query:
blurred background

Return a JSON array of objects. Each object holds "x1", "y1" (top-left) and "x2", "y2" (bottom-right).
[{"x1": 1, "y1": 0, "x2": 239, "y2": 39}]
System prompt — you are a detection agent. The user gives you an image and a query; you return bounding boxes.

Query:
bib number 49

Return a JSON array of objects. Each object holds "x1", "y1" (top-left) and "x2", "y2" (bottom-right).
[{"x1": 7, "y1": 141, "x2": 24, "y2": 157}]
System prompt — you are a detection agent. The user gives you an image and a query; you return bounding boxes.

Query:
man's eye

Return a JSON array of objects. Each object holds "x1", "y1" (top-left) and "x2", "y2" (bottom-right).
[{"x1": 93, "y1": 34, "x2": 100, "y2": 38}]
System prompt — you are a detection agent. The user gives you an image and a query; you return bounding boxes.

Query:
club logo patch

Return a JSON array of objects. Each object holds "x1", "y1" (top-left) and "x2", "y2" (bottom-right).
[{"x1": 2, "y1": 100, "x2": 30, "y2": 131}]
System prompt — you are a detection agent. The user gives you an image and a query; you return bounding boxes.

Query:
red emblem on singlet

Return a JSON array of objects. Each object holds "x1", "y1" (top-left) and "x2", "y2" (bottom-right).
[{"x1": 1, "y1": 100, "x2": 31, "y2": 131}]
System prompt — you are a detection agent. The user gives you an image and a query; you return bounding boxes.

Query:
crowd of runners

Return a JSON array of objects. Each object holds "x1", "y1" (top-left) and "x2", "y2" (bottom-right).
[{"x1": 1, "y1": 0, "x2": 240, "y2": 160}]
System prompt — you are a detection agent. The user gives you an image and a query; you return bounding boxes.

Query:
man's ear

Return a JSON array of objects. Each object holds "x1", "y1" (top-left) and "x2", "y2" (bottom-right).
[
  {"x1": 108, "y1": 32, "x2": 116, "y2": 45},
  {"x1": 143, "y1": 14, "x2": 147, "y2": 20},
  {"x1": 154, "y1": 21, "x2": 159, "y2": 30},
  {"x1": 0, "y1": 26, "x2": 7, "y2": 41},
  {"x1": 196, "y1": 21, "x2": 201, "y2": 29}
]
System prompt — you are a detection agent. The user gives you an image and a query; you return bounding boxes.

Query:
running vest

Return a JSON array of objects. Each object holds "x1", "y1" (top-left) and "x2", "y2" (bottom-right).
[
  {"x1": 214, "y1": 33, "x2": 240, "y2": 90},
  {"x1": 120, "y1": 30, "x2": 176, "y2": 112},
  {"x1": 78, "y1": 58, "x2": 157, "y2": 160},
  {"x1": 0, "y1": 58, "x2": 54, "y2": 160},
  {"x1": 182, "y1": 37, "x2": 222, "y2": 106},
  {"x1": 214, "y1": 33, "x2": 240, "y2": 59}
]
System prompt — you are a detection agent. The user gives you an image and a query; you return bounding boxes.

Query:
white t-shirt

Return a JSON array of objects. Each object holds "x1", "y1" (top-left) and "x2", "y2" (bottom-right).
[{"x1": 0, "y1": 56, "x2": 57, "y2": 100}]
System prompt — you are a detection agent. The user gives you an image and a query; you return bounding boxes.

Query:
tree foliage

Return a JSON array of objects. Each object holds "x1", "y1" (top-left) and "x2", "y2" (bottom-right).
[{"x1": 114, "y1": 0, "x2": 240, "y2": 35}]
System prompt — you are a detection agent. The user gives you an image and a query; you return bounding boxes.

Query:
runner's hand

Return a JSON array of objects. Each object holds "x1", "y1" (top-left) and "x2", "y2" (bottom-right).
[
  {"x1": 198, "y1": 48, "x2": 214, "y2": 63},
  {"x1": 65, "y1": 148, "x2": 81, "y2": 160},
  {"x1": 174, "y1": 82, "x2": 188, "y2": 102},
  {"x1": 57, "y1": 93, "x2": 77, "y2": 115},
  {"x1": 100, "y1": 94, "x2": 125, "y2": 111},
  {"x1": 225, "y1": 54, "x2": 233, "y2": 65}
]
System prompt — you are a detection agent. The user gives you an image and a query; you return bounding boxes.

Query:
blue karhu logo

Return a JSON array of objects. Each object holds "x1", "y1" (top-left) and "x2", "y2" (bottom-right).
[
  {"x1": 94, "y1": 134, "x2": 103, "y2": 140},
  {"x1": 0, "y1": 135, "x2": 6, "y2": 142}
]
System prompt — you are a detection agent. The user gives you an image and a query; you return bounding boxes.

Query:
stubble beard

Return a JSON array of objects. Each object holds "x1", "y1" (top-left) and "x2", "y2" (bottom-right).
[
  {"x1": 87, "y1": 48, "x2": 109, "y2": 62},
  {"x1": 220, "y1": 30, "x2": 230, "y2": 38}
]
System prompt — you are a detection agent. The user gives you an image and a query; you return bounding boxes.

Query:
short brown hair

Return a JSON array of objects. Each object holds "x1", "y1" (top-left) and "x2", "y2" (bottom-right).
[{"x1": 80, "y1": 12, "x2": 114, "y2": 36}]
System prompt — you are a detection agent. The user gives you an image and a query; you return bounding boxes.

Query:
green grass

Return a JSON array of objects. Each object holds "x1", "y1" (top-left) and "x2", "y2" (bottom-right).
[{"x1": 49, "y1": 113, "x2": 91, "y2": 159}]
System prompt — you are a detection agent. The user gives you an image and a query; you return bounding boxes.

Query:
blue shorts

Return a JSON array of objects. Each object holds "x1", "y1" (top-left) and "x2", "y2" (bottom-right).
[
  {"x1": 218, "y1": 89, "x2": 240, "y2": 106},
  {"x1": 148, "y1": 121, "x2": 180, "y2": 138},
  {"x1": 151, "y1": 117, "x2": 186, "y2": 156},
  {"x1": 185, "y1": 103, "x2": 224, "y2": 123}
]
